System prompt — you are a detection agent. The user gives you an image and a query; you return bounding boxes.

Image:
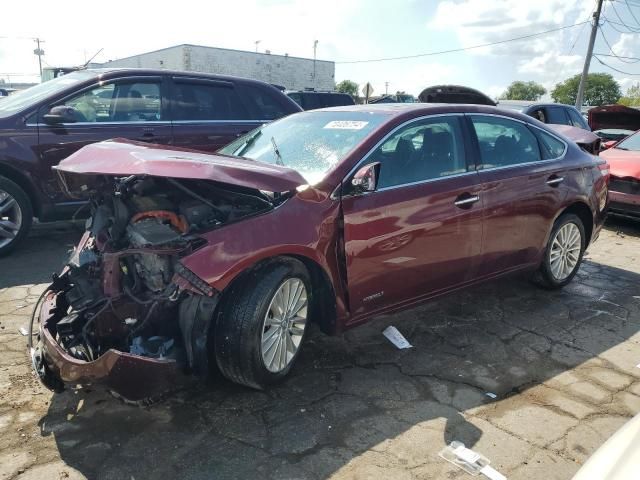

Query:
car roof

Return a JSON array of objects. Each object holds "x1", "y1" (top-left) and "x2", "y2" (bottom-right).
[
  {"x1": 83, "y1": 67, "x2": 273, "y2": 86},
  {"x1": 315, "y1": 103, "x2": 535, "y2": 121},
  {"x1": 497, "y1": 100, "x2": 575, "y2": 109}
]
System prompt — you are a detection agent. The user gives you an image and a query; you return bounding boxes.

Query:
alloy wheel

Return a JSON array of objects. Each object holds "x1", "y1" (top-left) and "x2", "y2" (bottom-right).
[
  {"x1": 261, "y1": 278, "x2": 308, "y2": 373},
  {"x1": 0, "y1": 188, "x2": 22, "y2": 248},
  {"x1": 549, "y1": 222, "x2": 582, "y2": 281}
]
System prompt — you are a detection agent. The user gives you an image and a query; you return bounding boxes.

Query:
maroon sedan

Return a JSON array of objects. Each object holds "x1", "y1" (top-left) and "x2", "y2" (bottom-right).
[{"x1": 30, "y1": 104, "x2": 609, "y2": 401}]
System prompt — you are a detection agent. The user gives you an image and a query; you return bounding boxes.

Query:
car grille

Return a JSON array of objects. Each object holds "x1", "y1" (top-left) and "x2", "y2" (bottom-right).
[{"x1": 609, "y1": 177, "x2": 640, "y2": 195}]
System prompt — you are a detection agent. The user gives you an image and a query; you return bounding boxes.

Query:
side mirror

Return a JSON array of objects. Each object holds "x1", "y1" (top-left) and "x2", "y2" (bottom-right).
[
  {"x1": 350, "y1": 162, "x2": 380, "y2": 194},
  {"x1": 601, "y1": 140, "x2": 616, "y2": 151},
  {"x1": 43, "y1": 105, "x2": 79, "y2": 125}
]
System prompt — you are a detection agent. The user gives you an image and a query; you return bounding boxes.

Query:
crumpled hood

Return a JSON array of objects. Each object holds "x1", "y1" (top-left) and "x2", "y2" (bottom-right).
[
  {"x1": 54, "y1": 139, "x2": 308, "y2": 192},
  {"x1": 600, "y1": 148, "x2": 640, "y2": 179}
]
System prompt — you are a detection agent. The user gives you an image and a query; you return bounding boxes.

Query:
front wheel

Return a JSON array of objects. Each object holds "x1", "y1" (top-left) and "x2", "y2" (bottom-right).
[
  {"x1": 214, "y1": 258, "x2": 311, "y2": 389},
  {"x1": 535, "y1": 213, "x2": 585, "y2": 289}
]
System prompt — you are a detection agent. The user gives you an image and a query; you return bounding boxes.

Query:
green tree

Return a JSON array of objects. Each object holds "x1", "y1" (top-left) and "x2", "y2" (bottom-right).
[
  {"x1": 336, "y1": 79, "x2": 358, "y2": 97},
  {"x1": 500, "y1": 81, "x2": 546, "y2": 101},
  {"x1": 618, "y1": 83, "x2": 640, "y2": 107},
  {"x1": 551, "y1": 73, "x2": 621, "y2": 106}
]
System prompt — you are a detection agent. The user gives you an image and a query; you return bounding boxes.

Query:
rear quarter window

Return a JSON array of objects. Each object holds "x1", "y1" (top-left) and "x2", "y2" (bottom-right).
[{"x1": 534, "y1": 129, "x2": 566, "y2": 159}]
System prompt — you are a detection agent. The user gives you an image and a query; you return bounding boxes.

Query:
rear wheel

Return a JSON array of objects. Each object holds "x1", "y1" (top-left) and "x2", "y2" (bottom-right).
[
  {"x1": 214, "y1": 258, "x2": 310, "y2": 389},
  {"x1": 0, "y1": 176, "x2": 33, "y2": 257},
  {"x1": 535, "y1": 213, "x2": 585, "y2": 289}
]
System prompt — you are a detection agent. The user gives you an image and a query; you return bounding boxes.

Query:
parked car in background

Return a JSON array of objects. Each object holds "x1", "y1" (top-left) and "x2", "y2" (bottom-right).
[
  {"x1": 594, "y1": 128, "x2": 636, "y2": 143},
  {"x1": 497, "y1": 100, "x2": 591, "y2": 131},
  {"x1": 418, "y1": 85, "x2": 496, "y2": 106},
  {"x1": 30, "y1": 104, "x2": 608, "y2": 402},
  {"x1": 286, "y1": 90, "x2": 355, "y2": 110},
  {"x1": 0, "y1": 68, "x2": 301, "y2": 255},
  {"x1": 600, "y1": 130, "x2": 640, "y2": 219},
  {"x1": 369, "y1": 93, "x2": 417, "y2": 104},
  {"x1": 588, "y1": 104, "x2": 640, "y2": 132}
]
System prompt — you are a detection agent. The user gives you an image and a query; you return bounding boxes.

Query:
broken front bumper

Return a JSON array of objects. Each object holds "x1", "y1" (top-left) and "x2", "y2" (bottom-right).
[{"x1": 31, "y1": 291, "x2": 183, "y2": 402}]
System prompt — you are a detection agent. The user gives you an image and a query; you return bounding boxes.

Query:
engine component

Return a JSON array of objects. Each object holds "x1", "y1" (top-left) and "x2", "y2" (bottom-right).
[
  {"x1": 56, "y1": 312, "x2": 83, "y2": 336},
  {"x1": 127, "y1": 218, "x2": 183, "y2": 247},
  {"x1": 130, "y1": 336, "x2": 176, "y2": 359},
  {"x1": 65, "y1": 268, "x2": 103, "y2": 310},
  {"x1": 179, "y1": 201, "x2": 219, "y2": 229}
]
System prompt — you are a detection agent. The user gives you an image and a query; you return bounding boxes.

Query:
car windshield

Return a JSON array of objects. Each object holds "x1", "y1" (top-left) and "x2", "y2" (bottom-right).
[
  {"x1": 0, "y1": 71, "x2": 96, "y2": 118},
  {"x1": 615, "y1": 131, "x2": 640, "y2": 152},
  {"x1": 219, "y1": 111, "x2": 388, "y2": 184}
]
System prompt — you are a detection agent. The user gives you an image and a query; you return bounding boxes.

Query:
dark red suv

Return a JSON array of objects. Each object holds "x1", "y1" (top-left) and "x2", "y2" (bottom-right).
[
  {"x1": 0, "y1": 69, "x2": 301, "y2": 255},
  {"x1": 30, "y1": 104, "x2": 609, "y2": 402}
]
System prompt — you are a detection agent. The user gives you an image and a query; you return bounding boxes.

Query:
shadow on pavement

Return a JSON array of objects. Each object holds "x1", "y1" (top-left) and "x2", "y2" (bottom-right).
[
  {"x1": 0, "y1": 222, "x2": 82, "y2": 289},
  {"x1": 37, "y1": 258, "x2": 640, "y2": 479}
]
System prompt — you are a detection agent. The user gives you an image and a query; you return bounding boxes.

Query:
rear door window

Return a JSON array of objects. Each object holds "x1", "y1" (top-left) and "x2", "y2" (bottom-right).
[
  {"x1": 470, "y1": 115, "x2": 541, "y2": 169},
  {"x1": 545, "y1": 106, "x2": 569, "y2": 125},
  {"x1": 172, "y1": 80, "x2": 249, "y2": 120},
  {"x1": 535, "y1": 129, "x2": 566, "y2": 159},
  {"x1": 236, "y1": 84, "x2": 291, "y2": 120}
]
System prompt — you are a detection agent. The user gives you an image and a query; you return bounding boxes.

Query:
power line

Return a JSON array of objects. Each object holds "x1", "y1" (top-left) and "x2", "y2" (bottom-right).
[
  {"x1": 624, "y1": 0, "x2": 640, "y2": 25},
  {"x1": 336, "y1": 21, "x2": 589, "y2": 64},
  {"x1": 609, "y1": 0, "x2": 640, "y2": 31},
  {"x1": 599, "y1": 26, "x2": 640, "y2": 63},
  {"x1": 594, "y1": 54, "x2": 640, "y2": 75},
  {"x1": 595, "y1": 52, "x2": 640, "y2": 60},
  {"x1": 603, "y1": 16, "x2": 640, "y2": 33}
]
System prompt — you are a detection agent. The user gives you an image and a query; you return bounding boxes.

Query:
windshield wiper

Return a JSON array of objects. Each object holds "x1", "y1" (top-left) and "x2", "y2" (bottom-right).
[
  {"x1": 233, "y1": 130, "x2": 262, "y2": 157},
  {"x1": 271, "y1": 136, "x2": 284, "y2": 166}
]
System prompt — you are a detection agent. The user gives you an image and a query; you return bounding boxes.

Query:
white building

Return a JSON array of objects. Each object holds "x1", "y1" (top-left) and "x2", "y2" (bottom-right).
[{"x1": 97, "y1": 44, "x2": 335, "y2": 91}]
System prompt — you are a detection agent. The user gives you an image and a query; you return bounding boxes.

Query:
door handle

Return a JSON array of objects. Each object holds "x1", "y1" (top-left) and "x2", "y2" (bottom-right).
[
  {"x1": 454, "y1": 193, "x2": 480, "y2": 207},
  {"x1": 546, "y1": 176, "x2": 564, "y2": 186}
]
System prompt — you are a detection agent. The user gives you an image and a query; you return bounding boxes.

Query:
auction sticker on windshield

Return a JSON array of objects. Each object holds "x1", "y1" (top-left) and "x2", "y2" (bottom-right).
[{"x1": 323, "y1": 120, "x2": 369, "y2": 130}]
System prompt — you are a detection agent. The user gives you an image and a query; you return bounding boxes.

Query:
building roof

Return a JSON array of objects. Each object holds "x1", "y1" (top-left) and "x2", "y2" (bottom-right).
[{"x1": 100, "y1": 43, "x2": 334, "y2": 65}]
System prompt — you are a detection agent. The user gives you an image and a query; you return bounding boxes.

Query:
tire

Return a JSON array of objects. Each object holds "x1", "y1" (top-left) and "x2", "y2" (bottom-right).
[
  {"x1": 214, "y1": 258, "x2": 311, "y2": 389},
  {"x1": 534, "y1": 213, "x2": 585, "y2": 289},
  {"x1": 0, "y1": 176, "x2": 33, "y2": 257}
]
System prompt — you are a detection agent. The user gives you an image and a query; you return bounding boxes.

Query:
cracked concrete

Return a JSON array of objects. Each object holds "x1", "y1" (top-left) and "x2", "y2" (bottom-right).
[{"x1": 0, "y1": 218, "x2": 639, "y2": 480}]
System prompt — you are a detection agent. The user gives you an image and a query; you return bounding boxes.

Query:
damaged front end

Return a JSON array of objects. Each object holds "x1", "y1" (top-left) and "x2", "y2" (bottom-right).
[{"x1": 30, "y1": 171, "x2": 277, "y2": 402}]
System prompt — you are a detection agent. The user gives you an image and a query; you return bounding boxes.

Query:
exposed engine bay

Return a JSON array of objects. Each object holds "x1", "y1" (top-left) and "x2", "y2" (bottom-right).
[{"x1": 32, "y1": 174, "x2": 279, "y2": 395}]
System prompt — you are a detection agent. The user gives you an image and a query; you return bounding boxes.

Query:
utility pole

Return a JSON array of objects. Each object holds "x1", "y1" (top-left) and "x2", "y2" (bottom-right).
[
  {"x1": 33, "y1": 38, "x2": 45, "y2": 82},
  {"x1": 385, "y1": 82, "x2": 389, "y2": 95},
  {"x1": 313, "y1": 40, "x2": 318, "y2": 82},
  {"x1": 575, "y1": 0, "x2": 604, "y2": 109},
  {"x1": 255, "y1": 40, "x2": 261, "y2": 53}
]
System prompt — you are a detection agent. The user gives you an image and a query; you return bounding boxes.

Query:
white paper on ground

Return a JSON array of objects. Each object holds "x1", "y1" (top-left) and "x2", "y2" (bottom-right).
[
  {"x1": 453, "y1": 445, "x2": 481, "y2": 464},
  {"x1": 480, "y1": 465, "x2": 507, "y2": 480},
  {"x1": 485, "y1": 392, "x2": 497, "y2": 399},
  {"x1": 382, "y1": 326, "x2": 412, "y2": 349},
  {"x1": 18, "y1": 326, "x2": 29, "y2": 336}
]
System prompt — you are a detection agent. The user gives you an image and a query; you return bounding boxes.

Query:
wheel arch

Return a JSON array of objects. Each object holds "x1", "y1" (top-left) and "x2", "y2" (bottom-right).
[
  {"x1": 0, "y1": 162, "x2": 41, "y2": 217},
  {"x1": 559, "y1": 201, "x2": 594, "y2": 246},
  {"x1": 214, "y1": 253, "x2": 339, "y2": 336}
]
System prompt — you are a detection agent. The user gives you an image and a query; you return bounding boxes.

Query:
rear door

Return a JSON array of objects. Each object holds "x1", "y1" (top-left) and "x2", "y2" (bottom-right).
[
  {"x1": 468, "y1": 114, "x2": 571, "y2": 276},
  {"x1": 341, "y1": 114, "x2": 484, "y2": 320},
  {"x1": 36, "y1": 76, "x2": 171, "y2": 205},
  {"x1": 168, "y1": 77, "x2": 260, "y2": 152}
]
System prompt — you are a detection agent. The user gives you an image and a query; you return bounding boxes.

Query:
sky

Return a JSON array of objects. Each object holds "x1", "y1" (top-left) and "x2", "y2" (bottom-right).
[{"x1": 1, "y1": 0, "x2": 639, "y2": 99}]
